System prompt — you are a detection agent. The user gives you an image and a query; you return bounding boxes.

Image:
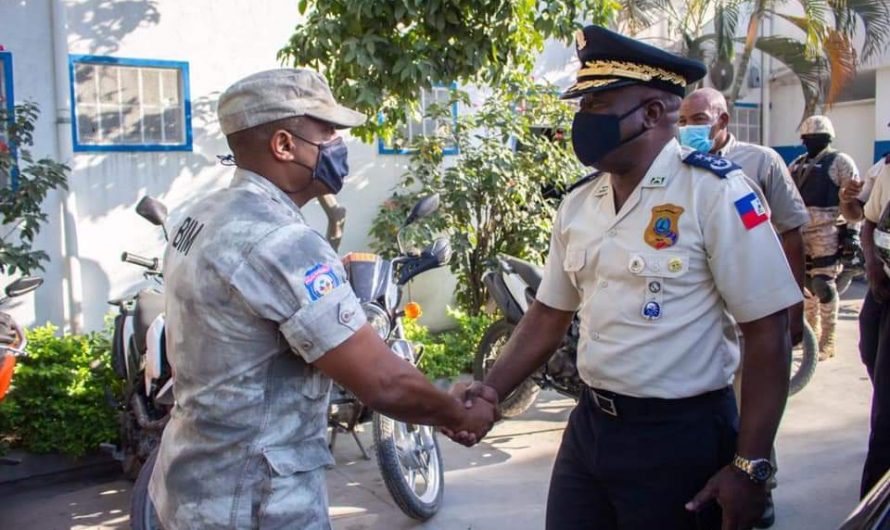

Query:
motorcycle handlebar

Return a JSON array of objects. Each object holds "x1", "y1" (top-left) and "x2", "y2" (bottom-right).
[{"x1": 121, "y1": 252, "x2": 159, "y2": 271}]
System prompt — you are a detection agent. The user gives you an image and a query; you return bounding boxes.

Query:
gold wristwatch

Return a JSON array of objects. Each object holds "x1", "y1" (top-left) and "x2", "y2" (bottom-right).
[{"x1": 732, "y1": 454, "x2": 775, "y2": 485}]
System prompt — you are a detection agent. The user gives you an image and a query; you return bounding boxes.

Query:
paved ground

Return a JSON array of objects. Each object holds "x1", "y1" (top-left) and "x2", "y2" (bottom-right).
[{"x1": 0, "y1": 284, "x2": 874, "y2": 529}]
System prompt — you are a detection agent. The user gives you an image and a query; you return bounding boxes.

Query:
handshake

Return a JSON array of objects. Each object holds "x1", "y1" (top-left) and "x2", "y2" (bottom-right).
[{"x1": 440, "y1": 382, "x2": 502, "y2": 447}]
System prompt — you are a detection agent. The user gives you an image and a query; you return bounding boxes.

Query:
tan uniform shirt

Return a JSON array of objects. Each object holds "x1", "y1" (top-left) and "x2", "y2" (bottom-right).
[
  {"x1": 717, "y1": 134, "x2": 810, "y2": 234},
  {"x1": 864, "y1": 159, "x2": 890, "y2": 224},
  {"x1": 537, "y1": 140, "x2": 802, "y2": 399}
]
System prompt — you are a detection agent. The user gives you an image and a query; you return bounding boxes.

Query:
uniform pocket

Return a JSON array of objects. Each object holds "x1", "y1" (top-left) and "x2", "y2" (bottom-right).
[{"x1": 564, "y1": 248, "x2": 587, "y2": 287}]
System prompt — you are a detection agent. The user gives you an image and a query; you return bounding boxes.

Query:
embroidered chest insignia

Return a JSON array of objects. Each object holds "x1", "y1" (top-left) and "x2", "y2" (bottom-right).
[
  {"x1": 304, "y1": 263, "x2": 341, "y2": 301},
  {"x1": 644, "y1": 203, "x2": 685, "y2": 250}
]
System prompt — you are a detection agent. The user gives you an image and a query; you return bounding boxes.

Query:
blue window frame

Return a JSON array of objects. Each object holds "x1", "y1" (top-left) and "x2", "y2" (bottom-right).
[
  {"x1": 378, "y1": 85, "x2": 459, "y2": 155},
  {"x1": 69, "y1": 55, "x2": 192, "y2": 152},
  {"x1": 0, "y1": 51, "x2": 17, "y2": 188}
]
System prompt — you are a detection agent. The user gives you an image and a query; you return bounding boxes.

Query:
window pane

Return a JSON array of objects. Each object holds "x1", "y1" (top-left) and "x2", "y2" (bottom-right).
[
  {"x1": 121, "y1": 104, "x2": 142, "y2": 144},
  {"x1": 73, "y1": 64, "x2": 96, "y2": 104},
  {"x1": 119, "y1": 66, "x2": 140, "y2": 106},
  {"x1": 161, "y1": 69, "x2": 181, "y2": 105},
  {"x1": 76, "y1": 104, "x2": 100, "y2": 144},
  {"x1": 96, "y1": 65, "x2": 119, "y2": 104},
  {"x1": 98, "y1": 106, "x2": 121, "y2": 142},
  {"x1": 142, "y1": 69, "x2": 161, "y2": 106},
  {"x1": 748, "y1": 110, "x2": 759, "y2": 127},
  {"x1": 163, "y1": 107, "x2": 183, "y2": 143},
  {"x1": 143, "y1": 110, "x2": 163, "y2": 143}
]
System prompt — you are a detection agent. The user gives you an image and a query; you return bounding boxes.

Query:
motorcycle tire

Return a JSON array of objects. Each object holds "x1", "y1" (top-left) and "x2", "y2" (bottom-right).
[
  {"x1": 372, "y1": 413, "x2": 443, "y2": 521},
  {"x1": 130, "y1": 447, "x2": 161, "y2": 530},
  {"x1": 789, "y1": 319, "x2": 819, "y2": 397},
  {"x1": 474, "y1": 319, "x2": 540, "y2": 418}
]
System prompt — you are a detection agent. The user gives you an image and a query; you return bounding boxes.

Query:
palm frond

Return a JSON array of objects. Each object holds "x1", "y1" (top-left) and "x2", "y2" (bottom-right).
[
  {"x1": 715, "y1": 2, "x2": 740, "y2": 61},
  {"x1": 754, "y1": 35, "x2": 825, "y2": 118},
  {"x1": 772, "y1": 12, "x2": 827, "y2": 57},
  {"x1": 617, "y1": 0, "x2": 673, "y2": 34},
  {"x1": 823, "y1": 29, "x2": 858, "y2": 105},
  {"x1": 829, "y1": 0, "x2": 890, "y2": 62}
]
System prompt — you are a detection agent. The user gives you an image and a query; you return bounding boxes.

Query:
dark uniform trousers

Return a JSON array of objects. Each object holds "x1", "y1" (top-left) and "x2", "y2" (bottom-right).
[
  {"x1": 546, "y1": 386, "x2": 738, "y2": 530},
  {"x1": 858, "y1": 290, "x2": 890, "y2": 497}
]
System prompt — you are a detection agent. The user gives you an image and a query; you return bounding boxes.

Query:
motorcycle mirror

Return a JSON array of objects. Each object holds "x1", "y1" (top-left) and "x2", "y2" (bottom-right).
[
  {"x1": 136, "y1": 196, "x2": 168, "y2": 227},
  {"x1": 5, "y1": 276, "x2": 43, "y2": 298},
  {"x1": 403, "y1": 194, "x2": 440, "y2": 227},
  {"x1": 427, "y1": 237, "x2": 452, "y2": 266}
]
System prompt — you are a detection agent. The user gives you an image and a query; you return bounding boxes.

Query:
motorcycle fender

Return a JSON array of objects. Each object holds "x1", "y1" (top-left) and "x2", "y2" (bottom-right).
[
  {"x1": 483, "y1": 272, "x2": 524, "y2": 325},
  {"x1": 144, "y1": 314, "x2": 166, "y2": 394}
]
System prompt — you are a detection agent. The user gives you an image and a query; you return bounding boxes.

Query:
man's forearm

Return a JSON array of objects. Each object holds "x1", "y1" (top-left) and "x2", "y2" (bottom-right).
[
  {"x1": 736, "y1": 310, "x2": 791, "y2": 458},
  {"x1": 862, "y1": 220, "x2": 878, "y2": 268},
  {"x1": 781, "y1": 228, "x2": 805, "y2": 289},
  {"x1": 483, "y1": 301, "x2": 574, "y2": 400},
  {"x1": 840, "y1": 199, "x2": 864, "y2": 223}
]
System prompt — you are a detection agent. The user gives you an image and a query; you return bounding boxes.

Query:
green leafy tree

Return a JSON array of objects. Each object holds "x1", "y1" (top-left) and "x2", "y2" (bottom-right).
[
  {"x1": 369, "y1": 78, "x2": 582, "y2": 315},
  {"x1": 0, "y1": 101, "x2": 69, "y2": 275},
  {"x1": 280, "y1": 0, "x2": 619, "y2": 142}
]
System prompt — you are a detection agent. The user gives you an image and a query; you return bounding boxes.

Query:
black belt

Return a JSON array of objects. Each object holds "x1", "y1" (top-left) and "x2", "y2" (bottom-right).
[{"x1": 586, "y1": 386, "x2": 732, "y2": 419}]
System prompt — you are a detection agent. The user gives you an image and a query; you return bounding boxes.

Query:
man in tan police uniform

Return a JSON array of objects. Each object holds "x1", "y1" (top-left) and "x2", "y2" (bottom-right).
[
  {"x1": 149, "y1": 68, "x2": 495, "y2": 529},
  {"x1": 449, "y1": 25, "x2": 801, "y2": 530}
]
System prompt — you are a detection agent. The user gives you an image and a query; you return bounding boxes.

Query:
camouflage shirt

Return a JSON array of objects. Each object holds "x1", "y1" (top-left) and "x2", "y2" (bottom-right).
[{"x1": 149, "y1": 169, "x2": 366, "y2": 529}]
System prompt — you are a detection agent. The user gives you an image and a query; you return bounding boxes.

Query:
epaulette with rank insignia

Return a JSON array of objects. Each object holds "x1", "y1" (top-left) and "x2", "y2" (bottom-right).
[
  {"x1": 567, "y1": 171, "x2": 603, "y2": 194},
  {"x1": 682, "y1": 151, "x2": 742, "y2": 178}
]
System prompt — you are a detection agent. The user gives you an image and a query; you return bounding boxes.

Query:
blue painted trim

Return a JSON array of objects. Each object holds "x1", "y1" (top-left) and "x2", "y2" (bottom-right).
[
  {"x1": 875, "y1": 140, "x2": 890, "y2": 163},
  {"x1": 771, "y1": 144, "x2": 806, "y2": 166},
  {"x1": 733, "y1": 102, "x2": 759, "y2": 109},
  {"x1": 69, "y1": 55, "x2": 192, "y2": 152},
  {"x1": 0, "y1": 51, "x2": 18, "y2": 189},
  {"x1": 378, "y1": 83, "x2": 459, "y2": 156}
]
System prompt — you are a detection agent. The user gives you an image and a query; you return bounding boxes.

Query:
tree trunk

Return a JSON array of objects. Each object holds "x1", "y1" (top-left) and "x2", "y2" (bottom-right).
[{"x1": 728, "y1": 5, "x2": 765, "y2": 107}]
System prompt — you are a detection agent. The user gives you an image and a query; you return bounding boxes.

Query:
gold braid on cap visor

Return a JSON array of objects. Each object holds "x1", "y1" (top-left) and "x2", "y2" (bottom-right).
[{"x1": 567, "y1": 60, "x2": 687, "y2": 93}]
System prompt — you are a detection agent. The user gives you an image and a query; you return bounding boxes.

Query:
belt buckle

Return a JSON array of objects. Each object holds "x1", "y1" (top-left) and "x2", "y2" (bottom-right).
[{"x1": 591, "y1": 390, "x2": 618, "y2": 417}]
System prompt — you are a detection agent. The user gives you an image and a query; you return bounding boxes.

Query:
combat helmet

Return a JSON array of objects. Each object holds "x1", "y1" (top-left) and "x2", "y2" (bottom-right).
[{"x1": 799, "y1": 115, "x2": 836, "y2": 138}]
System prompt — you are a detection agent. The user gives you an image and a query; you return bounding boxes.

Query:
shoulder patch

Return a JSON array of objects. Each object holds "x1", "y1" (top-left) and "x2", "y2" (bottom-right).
[
  {"x1": 567, "y1": 171, "x2": 603, "y2": 194},
  {"x1": 682, "y1": 151, "x2": 741, "y2": 178},
  {"x1": 303, "y1": 263, "x2": 341, "y2": 301}
]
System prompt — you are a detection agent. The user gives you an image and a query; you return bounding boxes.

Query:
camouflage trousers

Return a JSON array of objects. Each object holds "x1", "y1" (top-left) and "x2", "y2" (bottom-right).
[{"x1": 805, "y1": 274, "x2": 839, "y2": 360}]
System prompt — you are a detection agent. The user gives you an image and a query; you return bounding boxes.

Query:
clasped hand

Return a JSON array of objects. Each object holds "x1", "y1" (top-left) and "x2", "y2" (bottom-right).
[{"x1": 440, "y1": 382, "x2": 501, "y2": 447}]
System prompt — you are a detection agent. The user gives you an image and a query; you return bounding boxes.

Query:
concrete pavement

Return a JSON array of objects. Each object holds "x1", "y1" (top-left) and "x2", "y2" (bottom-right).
[{"x1": 0, "y1": 283, "x2": 874, "y2": 529}]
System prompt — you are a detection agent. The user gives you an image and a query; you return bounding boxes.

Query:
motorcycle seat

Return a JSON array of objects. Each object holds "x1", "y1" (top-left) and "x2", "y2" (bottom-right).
[
  {"x1": 134, "y1": 289, "x2": 165, "y2": 356},
  {"x1": 502, "y1": 255, "x2": 543, "y2": 293}
]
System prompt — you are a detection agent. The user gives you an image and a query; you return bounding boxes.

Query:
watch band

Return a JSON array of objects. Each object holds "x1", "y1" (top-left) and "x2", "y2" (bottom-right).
[{"x1": 732, "y1": 454, "x2": 774, "y2": 484}]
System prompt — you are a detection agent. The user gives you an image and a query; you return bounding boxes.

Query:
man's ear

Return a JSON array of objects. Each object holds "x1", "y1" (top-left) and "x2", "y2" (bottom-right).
[
  {"x1": 643, "y1": 99, "x2": 667, "y2": 128},
  {"x1": 269, "y1": 129, "x2": 294, "y2": 162},
  {"x1": 718, "y1": 112, "x2": 730, "y2": 130}
]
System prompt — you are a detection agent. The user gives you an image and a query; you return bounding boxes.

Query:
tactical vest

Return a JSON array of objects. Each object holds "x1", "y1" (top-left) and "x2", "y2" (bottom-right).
[{"x1": 793, "y1": 151, "x2": 840, "y2": 208}]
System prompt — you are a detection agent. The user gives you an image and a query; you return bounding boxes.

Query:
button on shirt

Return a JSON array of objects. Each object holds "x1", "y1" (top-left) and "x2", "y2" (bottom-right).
[
  {"x1": 717, "y1": 134, "x2": 810, "y2": 234},
  {"x1": 537, "y1": 140, "x2": 802, "y2": 399},
  {"x1": 149, "y1": 169, "x2": 367, "y2": 529}
]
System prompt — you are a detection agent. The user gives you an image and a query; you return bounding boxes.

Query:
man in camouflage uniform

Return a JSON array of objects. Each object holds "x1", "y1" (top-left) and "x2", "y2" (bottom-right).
[
  {"x1": 149, "y1": 68, "x2": 495, "y2": 530},
  {"x1": 789, "y1": 115, "x2": 861, "y2": 361}
]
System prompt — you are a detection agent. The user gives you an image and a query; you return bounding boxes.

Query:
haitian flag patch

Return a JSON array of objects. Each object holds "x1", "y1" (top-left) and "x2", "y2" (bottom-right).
[{"x1": 734, "y1": 192, "x2": 769, "y2": 230}]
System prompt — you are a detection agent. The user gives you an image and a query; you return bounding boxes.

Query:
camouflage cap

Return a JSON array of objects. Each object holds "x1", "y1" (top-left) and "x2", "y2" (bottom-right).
[
  {"x1": 217, "y1": 68, "x2": 366, "y2": 135},
  {"x1": 799, "y1": 115, "x2": 836, "y2": 138}
]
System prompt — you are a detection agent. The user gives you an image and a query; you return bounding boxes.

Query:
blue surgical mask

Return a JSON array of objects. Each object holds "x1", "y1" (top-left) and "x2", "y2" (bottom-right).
[
  {"x1": 678, "y1": 124, "x2": 714, "y2": 153},
  {"x1": 290, "y1": 132, "x2": 350, "y2": 194}
]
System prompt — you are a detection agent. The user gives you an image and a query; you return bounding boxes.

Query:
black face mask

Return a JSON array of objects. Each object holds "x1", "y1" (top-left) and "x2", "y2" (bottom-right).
[
  {"x1": 802, "y1": 135, "x2": 831, "y2": 158},
  {"x1": 571, "y1": 99, "x2": 652, "y2": 167},
  {"x1": 288, "y1": 132, "x2": 350, "y2": 194}
]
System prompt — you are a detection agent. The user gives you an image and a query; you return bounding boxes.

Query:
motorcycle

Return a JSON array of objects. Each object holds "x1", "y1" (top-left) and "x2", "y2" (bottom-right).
[
  {"x1": 0, "y1": 276, "x2": 44, "y2": 466},
  {"x1": 129, "y1": 194, "x2": 452, "y2": 526},
  {"x1": 102, "y1": 196, "x2": 170, "y2": 480},
  {"x1": 328, "y1": 193, "x2": 452, "y2": 521},
  {"x1": 476, "y1": 253, "x2": 819, "y2": 419}
]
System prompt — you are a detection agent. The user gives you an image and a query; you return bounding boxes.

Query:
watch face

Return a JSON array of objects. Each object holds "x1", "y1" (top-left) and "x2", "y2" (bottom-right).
[{"x1": 751, "y1": 461, "x2": 773, "y2": 482}]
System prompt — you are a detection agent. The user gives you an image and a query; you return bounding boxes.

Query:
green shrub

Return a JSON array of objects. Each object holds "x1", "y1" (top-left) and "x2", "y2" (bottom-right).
[
  {"x1": 407, "y1": 309, "x2": 495, "y2": 380},
  {"x1": 0, "y1": 324, "x2": 120, "y2": 457}
]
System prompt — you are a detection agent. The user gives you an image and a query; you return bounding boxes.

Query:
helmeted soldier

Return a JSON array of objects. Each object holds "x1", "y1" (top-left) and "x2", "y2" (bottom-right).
[{"x1": 789, "y1": 115, "x2": 861, "y2": 360}]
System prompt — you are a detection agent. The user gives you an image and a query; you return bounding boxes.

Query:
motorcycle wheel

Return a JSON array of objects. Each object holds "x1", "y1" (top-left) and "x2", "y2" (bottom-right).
[
  {"x1": 372, "y1": 413, "x2": 443, "y2": 521},
  {"x1": 474, "y1": 319, "x2": 540, "y2": 418},
  {"x1": 789, "y1": 319, "x2": 819, "y2": 396},
  {"x1": 130, "y1": 447, "x2": 162, "y2": 530}
]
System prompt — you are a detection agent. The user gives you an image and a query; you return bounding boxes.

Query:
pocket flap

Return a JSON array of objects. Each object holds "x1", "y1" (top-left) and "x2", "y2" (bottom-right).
[
  {"x1": 564, "y1": 249, "x2": 586, "y2": 272},
  {"x1": 262, "y1": 441, "x2": 334, "y2": 476}
]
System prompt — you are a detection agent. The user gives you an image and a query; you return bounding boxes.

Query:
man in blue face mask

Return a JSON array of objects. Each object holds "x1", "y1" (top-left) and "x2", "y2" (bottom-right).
[
  {"x1": 450, "y1": 25, "x2": 802, "y2": 530},
  {"x1": 679, "y1": 87, "x2": 809, "y2": 529},
  {"x1": 150, "y1": 68, "x2": 497, "y2": 530}
]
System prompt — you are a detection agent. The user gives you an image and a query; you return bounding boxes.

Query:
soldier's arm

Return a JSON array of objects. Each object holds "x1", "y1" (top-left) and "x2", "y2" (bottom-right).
[
  {"x1": 314, "y1": 327, "x2": 494, "y2": 436},
  {"x1": 780, "y1": 228, "x2": 806, "y2": 344}
]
